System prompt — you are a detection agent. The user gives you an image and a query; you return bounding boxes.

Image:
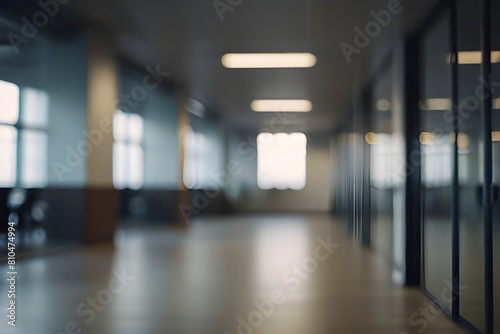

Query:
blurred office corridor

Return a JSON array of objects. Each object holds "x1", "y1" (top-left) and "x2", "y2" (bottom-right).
[{"x1": 1, "y1": 0, "x2": 500, "y2": 333}]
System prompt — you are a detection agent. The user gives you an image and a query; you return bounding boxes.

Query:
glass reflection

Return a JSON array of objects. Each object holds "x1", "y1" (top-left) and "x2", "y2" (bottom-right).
[
  {"x1": 491, "y1": 2, "x2": 500, "y2": 331},
  {"x1": 455, "y1": 0, "x2": 487, "y2": 329},
  {"x1": 419, "y1": 9, "x2": 453, "y2": 310},
  {"x1": 368, "y1": 68, "x2": 395, "y2": 272}
]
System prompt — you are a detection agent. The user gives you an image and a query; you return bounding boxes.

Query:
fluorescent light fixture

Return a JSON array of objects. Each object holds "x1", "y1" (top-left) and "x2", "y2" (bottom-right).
[
  {"x1": 221, "y1": 53, "x2": 317, "y2": 69},
  {"x1": 493, "y1": 131, "x2": 500, "y2": 142},
  {"x1": 376, "y1": 99, "x2": 391, "y2": 112},
  {"x1": 457, "y1": 51, "x2": 500, "y2": 64},
  {"x1": 419, "y1": 98, "x2": 452, "y2": 111},
  {"x1": 251, "y1": 99, "x2": 312, "y2": 112}
]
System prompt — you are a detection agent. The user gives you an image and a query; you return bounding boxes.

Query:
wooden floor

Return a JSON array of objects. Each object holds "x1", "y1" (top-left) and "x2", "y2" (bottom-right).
[{"x1": 0, "y1": 214, "x2": 466, "y2": 334}]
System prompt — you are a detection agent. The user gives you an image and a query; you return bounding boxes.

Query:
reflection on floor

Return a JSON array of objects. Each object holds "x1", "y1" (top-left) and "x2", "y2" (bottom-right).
[{"x1": 0, "y1": 214, "x2": 466, "y2": 334}]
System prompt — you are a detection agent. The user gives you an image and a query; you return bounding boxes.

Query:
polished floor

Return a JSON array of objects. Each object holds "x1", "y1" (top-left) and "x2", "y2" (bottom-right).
[{"x1": 0, "y1": 214, "x2": 466, "y2": 334}]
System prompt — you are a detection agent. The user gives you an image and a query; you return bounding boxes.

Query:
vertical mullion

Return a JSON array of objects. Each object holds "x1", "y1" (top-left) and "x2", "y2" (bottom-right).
[
  {"x1": 449, "y1": 0, "x2": 460, "y2": 321},
  {"x1": 404, "y1": 34, "x2": 421, "y2": 287},
  {"x1": 480, "y1": 0, "x2": 494, "y2": 333},
  {"x1": 15, "y1": 88, "x2": 23, "y2": 188},
  {"x1": 362, "y1": 90, "x2": 371, "y2": 247}
]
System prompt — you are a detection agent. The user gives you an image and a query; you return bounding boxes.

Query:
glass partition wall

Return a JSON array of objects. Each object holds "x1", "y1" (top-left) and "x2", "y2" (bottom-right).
[
  {"x1": 490, "y1": 2, "x2": 500, "y2": 333},
  {"x1": 456, "y1": 0, "x2": 485, "y2": 330},
  {"x1": 368, "y1": 69, "x2": 395, "y2": 270},
  {"x1": 416, "y1": 1, "x2": 499, "y2": 332},
  {"x1": 419, "y1": 7, "x2": 454, "y2": 312}
]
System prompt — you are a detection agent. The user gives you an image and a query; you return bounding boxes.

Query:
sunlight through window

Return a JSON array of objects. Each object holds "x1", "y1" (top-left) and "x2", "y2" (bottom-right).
[
  {"x1": 0, "y1": 80, "x2": 19, "y2": 125},
  {"x1": 183, "y1": 129, "x2": 208, "y2": 189},
  {"x1": 113, "y1": 110, "x2": 144, "y2": 190},
  {"x1": 257, "y1": 132, "x2": 307, "y2": 190}
]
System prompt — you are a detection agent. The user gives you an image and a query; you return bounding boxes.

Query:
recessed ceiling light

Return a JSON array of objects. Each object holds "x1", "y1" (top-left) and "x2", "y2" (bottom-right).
[
  {"x1": 251, "y1": 99, "x2": 312, "y2": 112},
  {"x1": 222, "y1": 53, "x2": 317, "y2": 69},
  {"x1": 457, "y1": 51, "x2": 500, "y2": 64}
]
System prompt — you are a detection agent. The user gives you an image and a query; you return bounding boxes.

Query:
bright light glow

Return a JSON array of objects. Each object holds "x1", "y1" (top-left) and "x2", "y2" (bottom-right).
[
  {"x1": 21, "y1": 87, "x2": 49, "y2": 127},
  {"x1": 448, "y1": 132, "x2": 470, "y2": 152},
  {"x1": 0, "y1": 125, "x2": 17, "y2": 187},
  {"x1": 419, "y1": 98, "x2": 452, "y2": 110},
  {"x1": 128, "y1": 113, "x2": 144, "y2": 143},
  {"x1": 421, "y1": 134, "x2": 452, "y2": 187},
  {"x1": 376, "y1": 99, "x2": 391, "y2": 111},
  {"x1": 113, "y1": 109, "x2": 128, "y2": 142},
  {"x1": 419, "y1": 132, "x2": 436, "y2": 145},
  {"x1": 113, "y1": 142, "x2": 127, "y2": 190},
  {"x1": 112, "y1": 110, "x2": 144, "y2": 190},
  {"x1": 369, "y1": 133, "x2": 396, "y2": 189},
  {"x1": 221, "y1": 53, "x2": 317, "y2": 69},
  {"x1": 457, "y1": 133, "x2": 470, "y2": 151},
  {"x1": 129, "y1": 144, "x2": 144, "y2": 190},
  {"x1": 493, "y1": 131, "x2": 500, "y2": 142},
  {"x1": 0, "y1": 80, "x2": 19, "y2": 124},
  {"x1": 21, "y1": 130, "x2": 48, "y2": 188},
  {"x1": 257, "y1": 132, "x2": 306, "y2": 190},
  {"x1": 457, "y1": 51, "x2": 500, "y2": 65},
  {"x1": 183, "y1": 129, "x2": 209, "y2": 189},
  {"x1": 493, "y1": 98, "x2": 500, "y2": 109},
  {"x1": 251, "y1": 99, "x2": 312, "y2": 112},
  {"x1": 365, "y1": 132, "x2": 378, "y2": 145}
]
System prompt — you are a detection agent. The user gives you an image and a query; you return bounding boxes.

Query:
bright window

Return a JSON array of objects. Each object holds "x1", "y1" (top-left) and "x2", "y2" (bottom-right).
[
  {"x1": 257, "y1": 132, "x2": 307, "y2": 190},
  {"x1": 421, "y1": 134, "x2": 452, "y2": 188},
  {"x1": 183, "y1": 129, "x2": 208, "y2": 189},
  {"x1": 113, "y1": 110, "x2": 144, "y2": 190},
  {"x1": 0, "y1": 80, "x2": 48, "y2": 188},
  {"x1": 0, "y1": 125, "x2": 17, "y2": 187},
  {"x1": 368, "y1": 133, "x2": 398, "y2": 189},
  {"x1": 21, "y1": 87, "x2": 49, "y2": 127},
  {"x1": 21, "y1": 130, "x2": 48, "y2": 188},
  {"x1": 0, "y1": 80, "x2": 19, "y2": 124}
]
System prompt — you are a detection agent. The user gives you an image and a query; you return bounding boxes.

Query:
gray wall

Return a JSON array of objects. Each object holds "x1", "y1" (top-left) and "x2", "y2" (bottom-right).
[
  {"x1": 120, "y1": 65, "x2": 180, "y2": 189},
  {"x1": 46, "y1": 34, "x2": 89, "y2": 187}
]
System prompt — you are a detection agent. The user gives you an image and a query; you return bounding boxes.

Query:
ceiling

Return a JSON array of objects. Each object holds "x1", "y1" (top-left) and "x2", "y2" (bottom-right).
[{"x1": 54, "y1": 0, "x2": 438, "y2": 132}]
